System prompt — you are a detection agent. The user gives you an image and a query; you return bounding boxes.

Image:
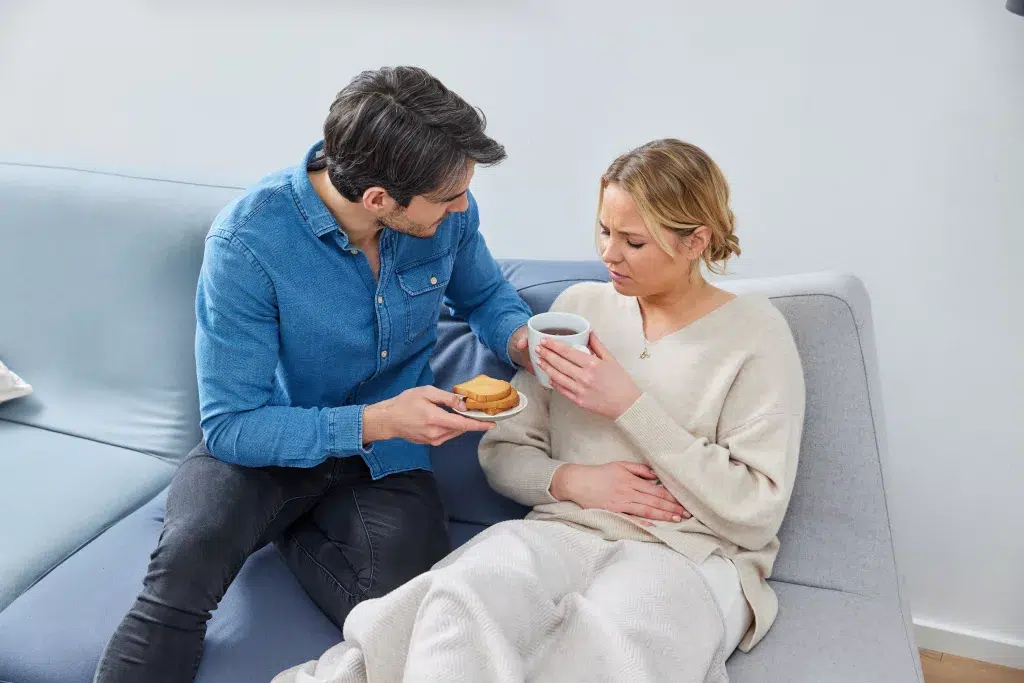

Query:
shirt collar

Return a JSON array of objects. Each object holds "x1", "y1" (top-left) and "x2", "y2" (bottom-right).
[{"x1": 291, "y1": 140, "x2": 350, "y2": 245}]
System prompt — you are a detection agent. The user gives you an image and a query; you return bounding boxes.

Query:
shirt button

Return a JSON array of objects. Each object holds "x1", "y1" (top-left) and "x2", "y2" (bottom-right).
[
  {"x1": 349, "y1": 249, "x2": 358, "y2": 255},
  {"x1": 429, "y1": 276, "x2": 438, "y2": 285},
  {"x1": 377, "y1": 296, "x2": 384, "y2": 304},
  {"x1": 381, "y1": 350, "x2": 388, "y2": 359}
]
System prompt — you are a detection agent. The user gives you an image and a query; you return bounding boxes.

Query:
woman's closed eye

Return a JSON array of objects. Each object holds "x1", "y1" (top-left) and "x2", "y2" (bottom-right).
[{"x1": 600, "y1": 227, "x2": 644, "y2": 249}]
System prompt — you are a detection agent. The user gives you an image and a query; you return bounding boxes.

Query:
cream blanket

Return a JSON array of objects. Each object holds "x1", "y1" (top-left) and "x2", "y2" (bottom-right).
[{"x1": 273, "y1": 520, "x2": 728, "y2": 683}]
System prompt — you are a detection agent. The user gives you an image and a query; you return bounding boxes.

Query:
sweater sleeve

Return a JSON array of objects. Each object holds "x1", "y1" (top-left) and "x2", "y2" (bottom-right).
[
  {"x1": 478, "y1": 370, "x2": 563, "y2": 507},
  {"x1": 615, "y1": 336, "x2": 806, "y2": 551},
  {"x1": 476, "y1": 286, "x2": 590, "y2": 506}
]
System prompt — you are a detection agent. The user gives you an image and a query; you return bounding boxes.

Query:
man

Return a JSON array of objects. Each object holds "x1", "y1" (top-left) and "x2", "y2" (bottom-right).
[{"x1": 95, "y1": 65, "x2": 533, "y2": 682}]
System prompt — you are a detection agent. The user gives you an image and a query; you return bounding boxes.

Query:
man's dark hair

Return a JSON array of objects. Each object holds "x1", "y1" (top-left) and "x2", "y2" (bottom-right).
[{"x1": 323, "y1": 66, "x2": 506, "y2": 207}]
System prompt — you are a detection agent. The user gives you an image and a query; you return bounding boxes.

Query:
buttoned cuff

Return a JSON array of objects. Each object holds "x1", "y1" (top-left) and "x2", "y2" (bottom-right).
[{"x1": 326, "y1": 405, "x2": 374, "y2": 458}]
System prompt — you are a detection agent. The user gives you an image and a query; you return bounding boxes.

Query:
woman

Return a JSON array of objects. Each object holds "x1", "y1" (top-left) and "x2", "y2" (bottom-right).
[{"x1": 275, "y1": 139, "x2": 805, "y2": 683}]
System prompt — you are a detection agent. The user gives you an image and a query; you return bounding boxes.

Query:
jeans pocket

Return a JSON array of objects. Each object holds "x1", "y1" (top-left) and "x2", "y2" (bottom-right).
[{"x1": 396, "y1": 251, "x2": 453, "y2": 342}]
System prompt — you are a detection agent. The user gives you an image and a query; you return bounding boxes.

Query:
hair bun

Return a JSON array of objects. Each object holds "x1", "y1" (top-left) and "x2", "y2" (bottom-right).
[{"x1": 707, "y1": 209, "x2": 741, "y2": 264}]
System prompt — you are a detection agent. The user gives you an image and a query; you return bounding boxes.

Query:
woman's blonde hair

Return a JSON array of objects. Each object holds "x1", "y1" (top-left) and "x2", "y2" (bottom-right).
[{"x1": 599, "y1": 138, "x2": 740, "y2": 274}]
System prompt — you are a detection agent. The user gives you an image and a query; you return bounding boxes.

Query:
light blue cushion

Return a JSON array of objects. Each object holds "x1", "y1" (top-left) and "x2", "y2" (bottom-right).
[
  {"x1": 0, "y1": 163, "x2": 241, "y2": 460},
  {"x1": 0, "y1": 421, "x2": 174, "y2": 611}
]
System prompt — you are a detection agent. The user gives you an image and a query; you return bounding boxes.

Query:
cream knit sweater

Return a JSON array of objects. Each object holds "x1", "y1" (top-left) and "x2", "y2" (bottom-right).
[{"x1": 479, "y1": 282, "x2": 805, "y2": 651}]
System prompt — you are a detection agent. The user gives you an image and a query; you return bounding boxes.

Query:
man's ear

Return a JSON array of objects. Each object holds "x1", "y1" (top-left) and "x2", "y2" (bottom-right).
[{"x1": 361, "y1": 186, "x2": 393, "y2": 214}]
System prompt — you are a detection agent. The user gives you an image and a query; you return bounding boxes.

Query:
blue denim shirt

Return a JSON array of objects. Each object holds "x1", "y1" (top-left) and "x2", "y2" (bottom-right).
[{"x1": 195, "y1": 141, "x2": 531, "y2": 477}]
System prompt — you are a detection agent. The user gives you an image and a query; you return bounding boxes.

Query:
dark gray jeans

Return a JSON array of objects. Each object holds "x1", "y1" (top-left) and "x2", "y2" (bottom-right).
[{"x1": 94, "y1": 443, "x2": 450, "y2": 683}]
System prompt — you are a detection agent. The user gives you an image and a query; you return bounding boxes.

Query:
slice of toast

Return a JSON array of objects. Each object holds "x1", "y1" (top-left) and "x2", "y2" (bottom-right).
[
  {"x1": 453, "y1": 374, "x2": 512, "y2": 403},
  {"x1": 465, "y1": 389, "x2": 520, "y2": 415}
]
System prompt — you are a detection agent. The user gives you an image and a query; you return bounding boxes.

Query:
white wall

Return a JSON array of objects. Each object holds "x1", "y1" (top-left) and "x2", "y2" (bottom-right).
[{"x1": 3, "y1": 0, "x2": 1022, "y2": 659}]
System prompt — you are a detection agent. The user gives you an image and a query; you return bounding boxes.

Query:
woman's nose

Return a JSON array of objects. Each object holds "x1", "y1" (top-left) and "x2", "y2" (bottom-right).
[{"x1": 601, "y1": 243, "x2": 620, "y2": 263}]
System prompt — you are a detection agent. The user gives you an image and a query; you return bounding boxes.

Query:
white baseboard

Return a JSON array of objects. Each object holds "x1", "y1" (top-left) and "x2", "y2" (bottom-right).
[{"x1": 914, "y1": 618, "x2": 1024, "y2": 670}]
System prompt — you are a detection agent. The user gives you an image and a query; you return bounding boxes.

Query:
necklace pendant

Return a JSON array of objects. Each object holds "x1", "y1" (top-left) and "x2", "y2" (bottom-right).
[{"x1": 639, "y1": 348, "x2": 650, "y2": 360}]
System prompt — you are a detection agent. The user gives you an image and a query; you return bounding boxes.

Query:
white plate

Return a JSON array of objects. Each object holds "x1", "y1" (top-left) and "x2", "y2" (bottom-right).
[{"x1": 453, "y1": 393, "x2": 528, "y2": 422}]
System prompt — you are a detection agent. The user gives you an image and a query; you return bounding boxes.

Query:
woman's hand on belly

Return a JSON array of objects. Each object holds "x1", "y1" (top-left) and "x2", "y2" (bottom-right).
[{"x1": 549, "y1": 461, "x2": 690, "y2": 525}]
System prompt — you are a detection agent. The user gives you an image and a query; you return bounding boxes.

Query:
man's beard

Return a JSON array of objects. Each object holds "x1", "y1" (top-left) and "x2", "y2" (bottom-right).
[{"x1": 377, "y1": 207, "x2": 445, "y2": 239}]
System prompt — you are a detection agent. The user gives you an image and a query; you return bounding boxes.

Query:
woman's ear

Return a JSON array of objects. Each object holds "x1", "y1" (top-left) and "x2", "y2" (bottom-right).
[{"x1": 683, "y1": 225, "x2": 712, "y2": 261}]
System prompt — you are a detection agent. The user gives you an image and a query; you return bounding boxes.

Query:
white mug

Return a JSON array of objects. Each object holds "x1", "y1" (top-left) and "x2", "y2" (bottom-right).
[{"x1": 527, "y1": 311, "x2": 592, "y2": 389}]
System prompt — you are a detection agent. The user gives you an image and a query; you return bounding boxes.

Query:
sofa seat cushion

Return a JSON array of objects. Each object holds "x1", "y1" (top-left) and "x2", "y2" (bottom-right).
[
  {"x1": 0, "y1": 489, "x2": 344, "y2": 683},
  {"x1": 0, "y1": 500, "x2": 487, "y2": 683},
  {"x1": 727, "y1": 581, "x2": 923, "y2": 682},
  {"x1": 0, "y1": 493, "x2": 920, "y2": 683},
  {"x1": 0, "y1": 421, "x2": 174, "y2": 611},
  {"x1": 449, "y1": 520, "x2": 487, "y2": 547}
]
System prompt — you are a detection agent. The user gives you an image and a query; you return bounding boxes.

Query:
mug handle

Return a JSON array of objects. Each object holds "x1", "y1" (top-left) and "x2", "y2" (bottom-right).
[{"x1": 573, "y1": 344, "x2": 592, "y2": 355}]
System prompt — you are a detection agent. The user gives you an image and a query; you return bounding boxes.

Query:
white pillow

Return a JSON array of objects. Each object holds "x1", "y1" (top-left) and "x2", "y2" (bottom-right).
[{"x1": 0, "y1": 360, "x2": 33, "y2": 403}]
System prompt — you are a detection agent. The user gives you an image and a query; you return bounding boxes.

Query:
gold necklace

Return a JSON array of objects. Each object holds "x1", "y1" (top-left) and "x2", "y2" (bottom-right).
[{"x1": 640, "y1": 336, "x2": 652, "y2": 359}]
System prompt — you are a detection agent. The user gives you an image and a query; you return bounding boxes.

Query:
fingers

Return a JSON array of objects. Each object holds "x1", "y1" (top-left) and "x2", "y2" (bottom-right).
[
  {"x1": 588, "y1": 332, "x2": 610, "y2": 360},
  {"x1": 541, "y1": 360, "x2": 581, "y2": 397},
  {"x1": 422, "y1": 385, "x2": 467, "y2": 410},
  {"x1": 634, "y1": 491, "x2": 686, "y2": 519},
  {"x1": 625, "y1": 514, "x2": 654, "y2": 528},
  {"x1": 536, "y1": 342, "x2": 586, "y2": 381},
  {"x1": 421, "y1": 414, "x2": 491, "y2": 446},
  {"x1": 614, "y1": 501, "x2": 684, "y2": 523},
  {"x1": 618, "y1": 461, "x2": 657, "y2": 479},
  {"x1": 634, "y1": 484, "x2": 690, "y2": 518},
  {"x1": 427, "y1": 428, "x2": 465, "y2": 447},
  {"x1": 618, "y1": 463, "x2": 690, "y2": 518},
  {"x1": 433, "y1": 411, "x2": 494, "y2": 432},
  {"x1": 644, "y1": 488, "x2": 690, "y2": 519},
  {"x1": 539, "y1": 338, "x2": 594, "y2": 370}
]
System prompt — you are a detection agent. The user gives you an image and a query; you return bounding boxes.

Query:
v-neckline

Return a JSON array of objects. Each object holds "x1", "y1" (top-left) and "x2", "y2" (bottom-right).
[{"x1": 630, "y1": 291, "x2": 747, "y2": 347}]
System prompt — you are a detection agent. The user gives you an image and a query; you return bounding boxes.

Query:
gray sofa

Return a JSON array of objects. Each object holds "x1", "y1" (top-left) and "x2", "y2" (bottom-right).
[{"x1": 0, "y1": 162, "x2": 925, "y2": 682}]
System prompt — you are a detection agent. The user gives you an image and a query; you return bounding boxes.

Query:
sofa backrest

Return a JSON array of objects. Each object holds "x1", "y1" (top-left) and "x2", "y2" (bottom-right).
[
  {"x1": 0, "y1": 163, "x2": 241, "y2": 460},
  {"x1": 431, "y1": 266, "x2": 901, "y2": 602}
]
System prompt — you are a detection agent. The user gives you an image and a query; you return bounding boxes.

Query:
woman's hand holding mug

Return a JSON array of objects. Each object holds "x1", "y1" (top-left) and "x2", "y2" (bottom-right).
[
  {"x1": 534, "y1": 332, "x2": 642, "y2": 420},
  {"x1": 526, "y1": 311, "x2": 592, "y2": 388}
]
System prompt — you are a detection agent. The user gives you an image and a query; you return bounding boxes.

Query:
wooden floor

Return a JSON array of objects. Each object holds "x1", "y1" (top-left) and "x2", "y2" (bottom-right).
[{"x1": 920, "y1": 649, "x2": 1024, "y2": 683}]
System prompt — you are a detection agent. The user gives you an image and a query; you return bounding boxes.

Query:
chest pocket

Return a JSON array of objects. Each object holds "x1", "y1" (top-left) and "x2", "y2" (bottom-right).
[{"x1": 396, "y1": 251, "x2": 453, "y2": 343}]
